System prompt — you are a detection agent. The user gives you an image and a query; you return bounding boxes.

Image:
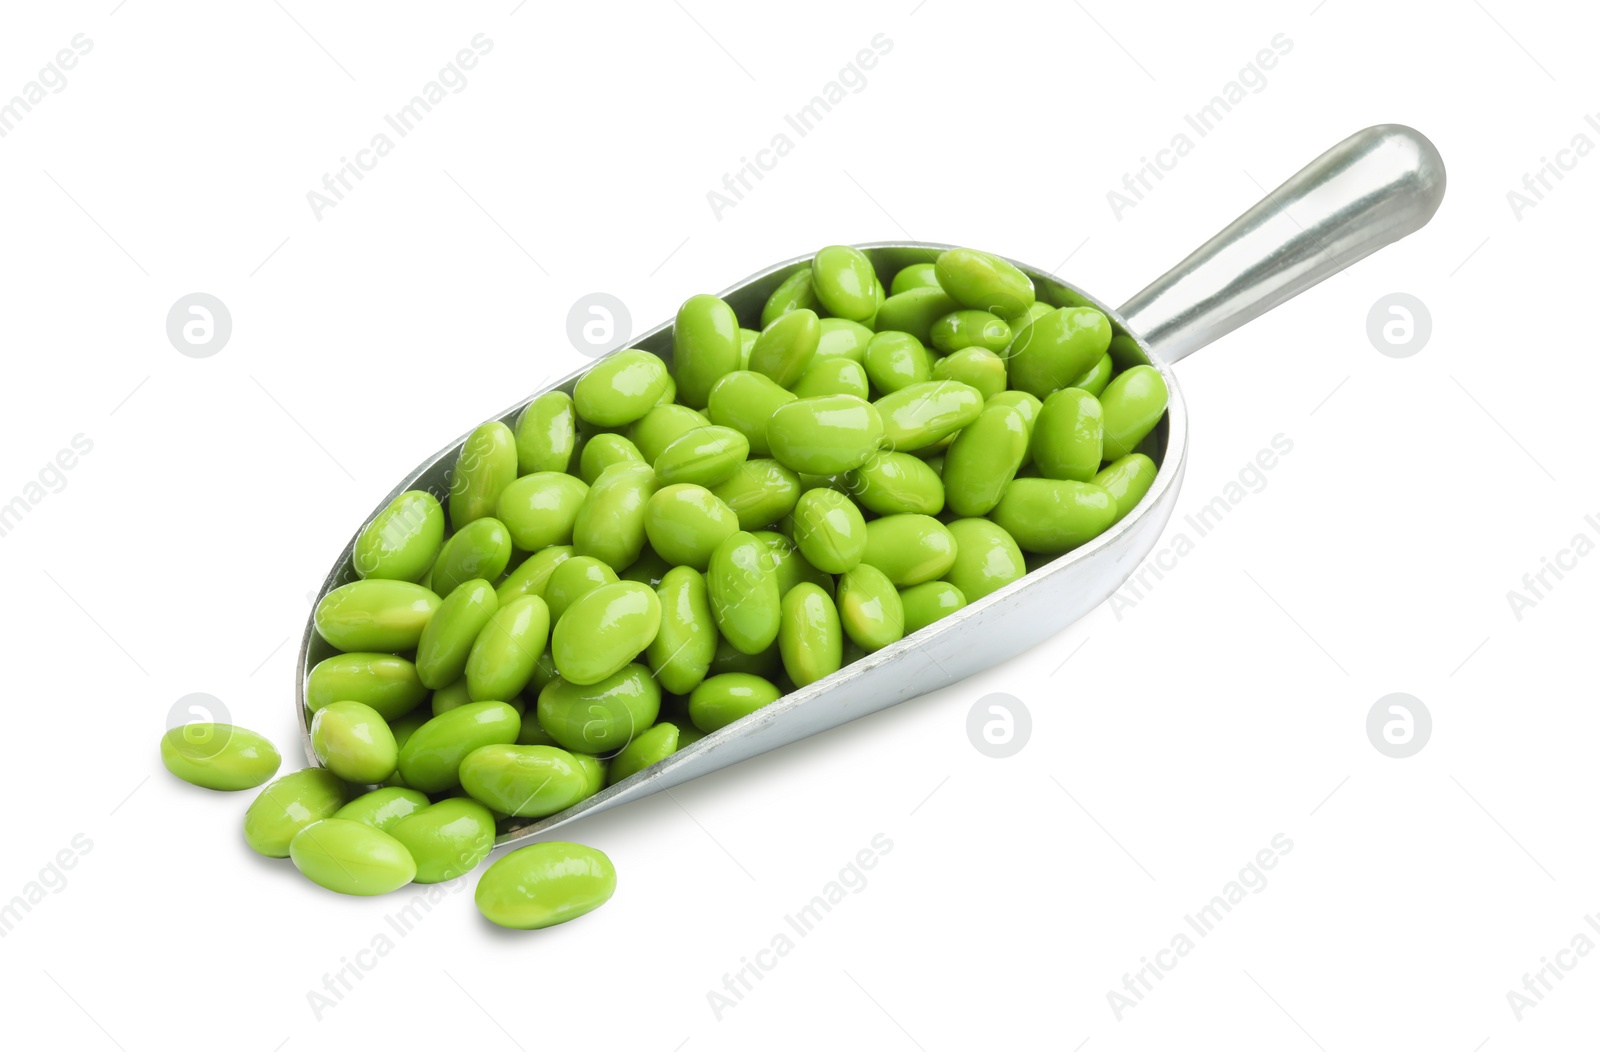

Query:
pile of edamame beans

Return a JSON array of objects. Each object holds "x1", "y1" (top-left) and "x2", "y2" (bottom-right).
[{"x1": 160, "y1": 245, "x2": 1167, "y2": 930}]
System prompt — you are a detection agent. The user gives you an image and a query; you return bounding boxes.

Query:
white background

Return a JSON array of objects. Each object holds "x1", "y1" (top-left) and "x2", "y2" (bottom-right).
[{"x1": 1, "y1": 1, "x2": 1593, "y2": 1048}]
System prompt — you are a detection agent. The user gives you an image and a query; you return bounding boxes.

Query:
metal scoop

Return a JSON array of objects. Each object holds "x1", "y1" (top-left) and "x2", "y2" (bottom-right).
[{"x1": 297, "y1": 124, "x2": 1445, "y2": 846}]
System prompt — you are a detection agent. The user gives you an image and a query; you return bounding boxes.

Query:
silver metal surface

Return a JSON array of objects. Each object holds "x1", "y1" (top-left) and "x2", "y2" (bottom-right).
[
  {"x1": 1119, "y1": 124, "x2": 1446, "y2": 362},
  {"x1": 294, "y1": 125, "x2": 1444, "y2": 846}
]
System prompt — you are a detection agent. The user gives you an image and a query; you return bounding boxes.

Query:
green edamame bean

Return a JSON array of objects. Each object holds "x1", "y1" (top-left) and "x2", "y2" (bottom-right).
[
  {"x1": 707, "y1": 531, "x2": 782, "y2": 655},
  {"x1": 628, "y1": 404, "x2": 710, "y2": 464},
  {"x1": 845, "y1": 451, "x2": 945, "y2": 515},
  {"x1": 458, "y1": 744, "x2": 588, "y2": 818},
  {"x1": 306, "y1": 653, "x2": 428, "y2": 719},
  {"x1": 514, "y1": 391, "x2": 577, "y2": 475},
  {"x1": 244, "y1": 768, "x2": 347, "y2": 857},
  {"x1": 573, "y1": 349, "x2": 673, "y2": 427},
  {"x1": 644, "y1": 484, "x2": 738, "y2": 572},
  {"x1": 334, "y1": 787, "x2": 431, "y2": 832},
  {"x1": 161, "y1": 723, "x2": 280, "y2": 791},
  {"x1": 1070, "y1": 352, "x2": 1114, "y2": 397},
  {"x1": 495, "y1": 472, "x2": 588, "y2": 551},
  {"x1": 1100, "y1": 365, "x2": 1169, "y2": 458},
  {"x1": 837, "y1": 564, "x2": 905, "y2": 652},
  {"x1": 578, "y1": 432, "x2": 645, "y2": 485},
  {"x1": 496, "y1": 545, "x2": 573, "y2": 605},
  {"x1": 874, "y1": 287, "x2": 961, "y2": 344},
  {"x1": 1094, "y1": 453, "x2": 1159, "y2": 522},
  {"x1": 552, "y1": 581, "x2": 662, "y2": 686},
  {"x1": 930, "y1": 310, "x2": 1012, "y2": 354},
  {"x1": 1007, "y1": 300, "x2": 1053, "y2": 333},
  {"x1": 388, "y1": 796, "x2": 495, "y2": 883},
  {"x1": 942, "y1": 518, "x2": 1025, "y2": 602},
  {"x1": 899, "y1": 580, "x2": 966, "y2": 634},
  {"x1": 811, "y1": 245, "x2": 878, "y2": 321},
  {"x1": 432, "y1": 677, "x2": 497, "y2": 716},
  {"x1": 986, "y1": 390, "x2": 1043, "y2": 467},
  {"x1": 673, "y1": 294, "x2": 742, "y2": 409},
  {"x1": 766, "y1": 394, "x2": 885, "y2": 474},
  {"x1": 290, "y1": 819, "x2": 415, "y2": 896},
  {"x1": 876, "y1": 381, "x2": 984, "y2": 452},
  {"x1": 815, "y1": 318, "x2": 875, "y2": 363},
  {"x1": 388, "y1": 708, "x2": 429, "y2": 751},
  {"x1": 942, "y1": 403, "x2": 1029, "y2": 517},
  {"x1": 573, "y1": 460, "x2": 658, "y2": 571},
  {"x1": 608, "y1": 722, "x2": 680, "y2": 785},
  {"x1": 544, "y1": 556, "x2": 620, "y2": 622},
  {"x1": 311, "y1": 700, "x2": 398, "y2": 784},
  {"x1": 572, "y1": 752, "x2": 607, "y2": 797},
  {"x1": 740, "y1": 328, "x2": 759, "y2": 366},
  {"x1": 475, "y1": 841, "x2": 616, "y2": 930},
  {"x1": 761, "y1": 268, "x2": 820, "y2": 328},
  {"x1": 709, "y1": 634, "x2": 782, "y2": 678},
  {"x1": 1107, "y1": 331, "x2": 1145, "y2": 370},
  {"x1": 890, "y1": 262, "x2": 941, "y2": 295},
  {"x1": 647, "y1": 566, "x2": 717, "y2": 695},
  {"x1": 989, "y1": 478, "x2": 1117, "y2": 554},
  {"x1": 674, "y1": 720, "x2": 706, "y2": 749},
  {"x1": 416, "y1": 579, "x2": 499, "y2": 689},
  {"x1": 537, "y1": 664, "x2": 661, "y2": 753},
  {"x1": 749, "y1": 308, "x2": 821, "y2": 389},
  {"x1": 791, "y1": 356, "x2": 870, "y2": 400},
  {"x1": 398, "y1": 701, "x2": 521, "y2": 792},
  {"x1": 466, "y1": 595, "x2": 551, "y2": 702},
  {"x1": 655, "y1": 426, "x2": 749, "y2": 488},
  {"x1": 863, "y1": 331, "x2": 933, "y2": 394},
  {"x1": 935, "y1": 247, "x2": 1035, "y2": 316},
  {"x1": 932, "y1": 348, "x2": 1007, "y2": 401},
  {"x1": 753, "y1": 531, "x2": 833, "y2": 597},
  {"x1": 688, "y1": 673, "x2": 782, "y2": 732},
  {"x1": 354, "y1": 490, "x2": 444, "y2": 582},
  {"x1": 861, "y1": 514, "x2": 957, "y2": 586},
  {"x1": 779, "y1": 583, "x2": 842, "y2": 688},
  {"x1": 791, "y1": 488, "x2": 867, "y2": 574},
  {"x1": 1032, "y1": 388, "x2": 1104, "y2": 482},
  {"x1": 527, "y1": 646, "x2": 560, "y2": 698},
  {"x1": 1005, "y1": 306, "x2": 1112, "y2": 400},
  {"x1": 620, "y1": 546, "x2": 672, "y2": 588},
  {"x1": 449, "y1": 421, "x2": 517, "y2": 527},
  {"x1": 707, "y1": 371, "x2": 796, "y2": 457},
  {"x1": 431, "y1": 517, "x2": 513, "y2": 598},
  {"x1": 315, "y1": 580, "x2": 441, "y2": 653},
  {"x1": 516, "y1": 707, "x2": 560, "y2": 746}
]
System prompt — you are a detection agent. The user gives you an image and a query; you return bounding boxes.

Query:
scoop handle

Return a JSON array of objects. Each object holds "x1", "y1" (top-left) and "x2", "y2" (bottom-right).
[{"x1": 1117, "y1": 124, "x2": 1446, "y2": 363}]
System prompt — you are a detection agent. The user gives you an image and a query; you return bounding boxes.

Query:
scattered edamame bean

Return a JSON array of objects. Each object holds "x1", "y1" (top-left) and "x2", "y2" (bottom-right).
[
  {"x1": 290, "y1": 818, "x2": 416, "y2": 896},
  {"x1": 161, "y1": 723, "x2": 281, "y2": 791},
  {"x1": 245, "y1": 768, "x2": 347, "y2": 858},
  {"x1": 334, "y1": 787, "x2": 431, "y2": 832},
  {"x1": 388, "y1": 797, "x2": 496, "y2": 883},
  {"x1": 475, "y1": 841, "x2": 617, "y2": 930}
]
